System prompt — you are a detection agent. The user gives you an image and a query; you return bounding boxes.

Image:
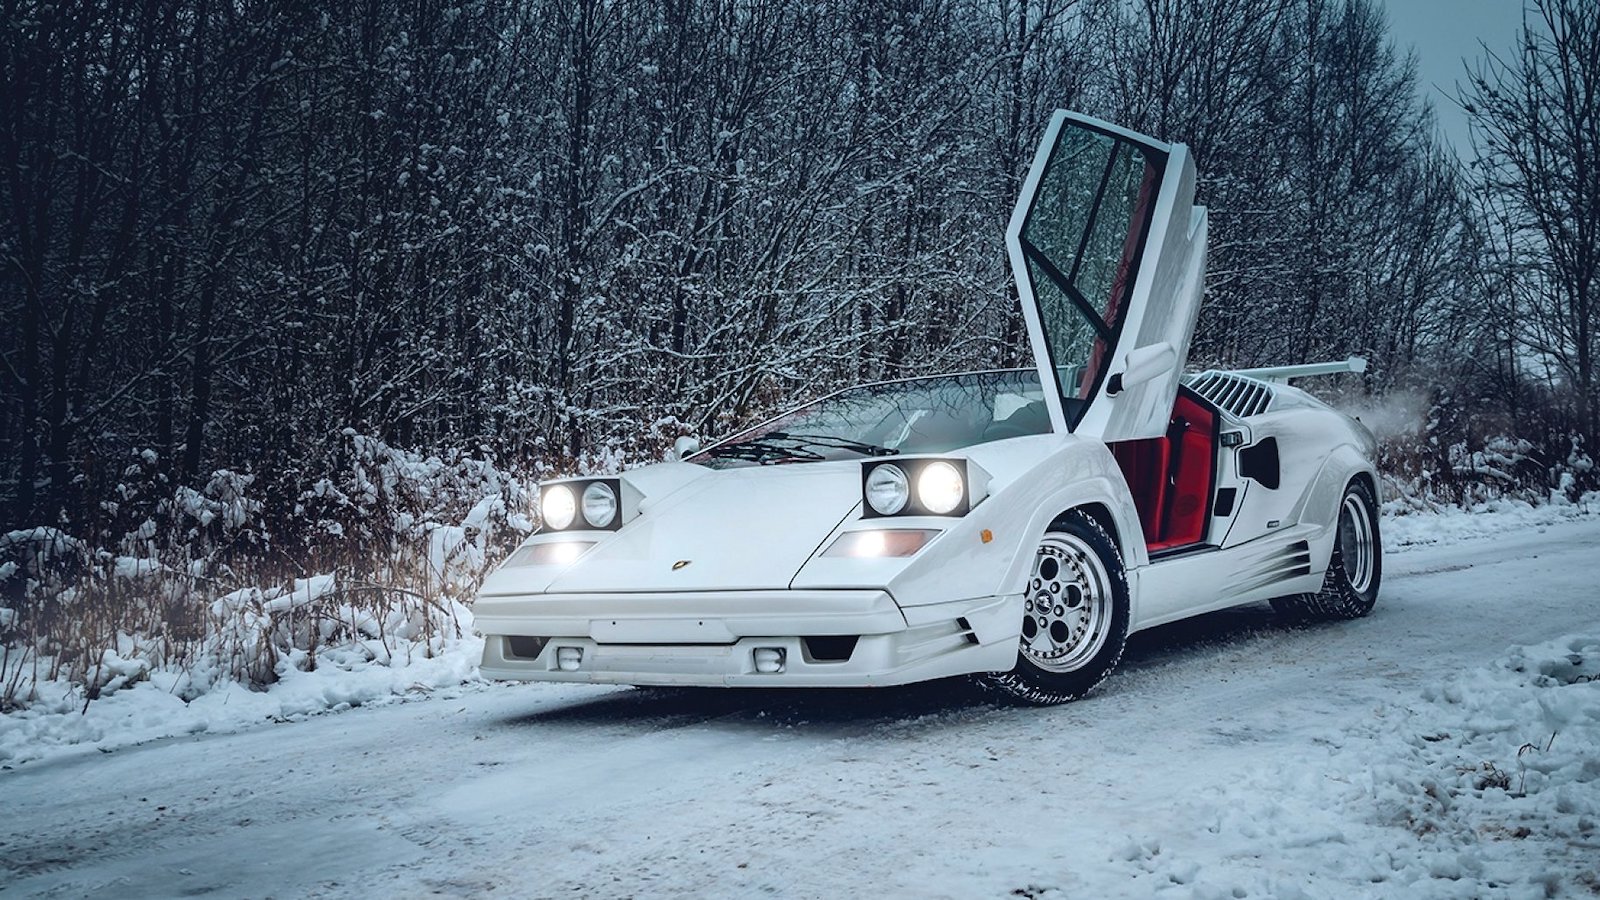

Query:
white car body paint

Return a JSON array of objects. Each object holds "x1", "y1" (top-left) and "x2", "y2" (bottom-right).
[{"x1": 474, "y1": 111, "x2": 1379, "y2": 690}]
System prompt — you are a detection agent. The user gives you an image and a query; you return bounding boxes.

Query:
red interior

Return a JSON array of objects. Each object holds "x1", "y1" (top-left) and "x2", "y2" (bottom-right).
[
  {"x1": 1078, "y1": 158, "x2": 1161, "y2": 399},
  {"x1": 1110, "y1": 389, "x2": 1217, "y2": 553}
]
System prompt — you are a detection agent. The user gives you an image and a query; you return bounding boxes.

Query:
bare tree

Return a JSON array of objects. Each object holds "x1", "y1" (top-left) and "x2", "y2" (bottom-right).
[
  {"x1": 1462, "y1": 0, "x2": 1600, "y2": 445},
  {"x1": 0, "y1": 0, "x2": 1480, "y2": 533}
]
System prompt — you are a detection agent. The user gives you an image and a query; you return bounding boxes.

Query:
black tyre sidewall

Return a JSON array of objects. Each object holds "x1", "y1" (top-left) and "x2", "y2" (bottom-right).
[
  {"x1": 1330, "y1": 479, "x2": 1381, "y2": 611},
  {"x1": 985, "y1": 511, "x2": 1131, "y2": 705},
  {"x1": 1279, "y1": 478, "x2": 1382, "y2": 621}
]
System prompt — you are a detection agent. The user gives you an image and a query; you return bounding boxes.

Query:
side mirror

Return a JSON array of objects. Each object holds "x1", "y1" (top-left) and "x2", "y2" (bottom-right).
[
  {"x1": 669, "y1": 435, "x2": 701, "y2": 462},
  {"x1": 1106, "y1": 342, "x2": 1176, "y2": 395}
]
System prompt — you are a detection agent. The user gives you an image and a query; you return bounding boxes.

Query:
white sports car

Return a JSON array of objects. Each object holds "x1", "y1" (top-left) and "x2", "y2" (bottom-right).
[{"x1": 475, "y1": 111, "x2": 1382, "y2": 704}]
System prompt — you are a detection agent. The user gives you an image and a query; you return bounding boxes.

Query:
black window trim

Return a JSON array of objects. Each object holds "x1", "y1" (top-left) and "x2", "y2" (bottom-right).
[
  {"x1": 1014, "y1": 116, "x2": 1170, "y2": 431},
  {"x1": 1067, "y1": 147, "x2": 1121, "y2": 285},
  {"x1": 1019, "y1": 240, "x2": 1113, "y2": 342}
]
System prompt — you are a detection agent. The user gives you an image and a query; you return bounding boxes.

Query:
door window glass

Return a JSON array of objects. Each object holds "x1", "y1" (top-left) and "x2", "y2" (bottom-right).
[{"x1": 1018, "y1": 124, "x2": 1163, "y2": 419}]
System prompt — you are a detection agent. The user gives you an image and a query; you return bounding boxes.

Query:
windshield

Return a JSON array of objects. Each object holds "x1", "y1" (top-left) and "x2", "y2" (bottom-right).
[{"x1": 692, "y1": 370, "x2": 1050, "y2": 468}]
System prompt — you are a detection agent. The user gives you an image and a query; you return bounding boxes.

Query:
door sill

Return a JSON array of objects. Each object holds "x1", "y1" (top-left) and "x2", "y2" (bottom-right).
[{"x1": 1148, "y1": 542, "x2": 1219, "y2": 562}]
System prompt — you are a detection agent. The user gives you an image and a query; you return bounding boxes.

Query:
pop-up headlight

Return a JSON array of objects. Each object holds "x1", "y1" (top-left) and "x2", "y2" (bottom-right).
[
  {"x1": 581, "y1": 481, "x2": 618, "y2": 528},
  {"x1": 542, "y1": 484, "x2": 577, "y2": 529},
  {"x1": 916, "y1": 461, "x2": 966, "y2": 514},
  {"x1": 864, "y1": 464, "x2": 910, "y2": 515},
  {"x1": 538, "y1": 476, "x2": 643, "y2": 531},
  {"x1": 860, "y1": 458, "x2": 990, "y2": 518}
]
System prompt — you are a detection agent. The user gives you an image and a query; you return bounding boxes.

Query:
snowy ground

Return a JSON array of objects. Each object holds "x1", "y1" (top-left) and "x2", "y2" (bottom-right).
[{"x1": 3, "y1": 506, "x2": 1598, "y2": 898}]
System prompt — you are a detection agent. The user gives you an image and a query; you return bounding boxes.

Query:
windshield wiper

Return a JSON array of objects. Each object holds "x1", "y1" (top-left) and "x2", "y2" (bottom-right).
[
  {"x1": 765, "y1": 432, "x2": 900, "y2": 457},
  {"x1": 704, "y1": 439, "x2": 826, "y2": 464},
  {"x1": 703, "y1": 432, "x2": 896, "y2": 465}
]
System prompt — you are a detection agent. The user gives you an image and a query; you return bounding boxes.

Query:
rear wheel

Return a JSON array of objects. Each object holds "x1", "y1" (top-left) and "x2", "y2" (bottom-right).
[
  {"x1": 982, "y1": 511, "x2": 1130, "y2": 705},
  {"x1": 1271, "y1": 479, "x2": 1381, "y2": 621}
]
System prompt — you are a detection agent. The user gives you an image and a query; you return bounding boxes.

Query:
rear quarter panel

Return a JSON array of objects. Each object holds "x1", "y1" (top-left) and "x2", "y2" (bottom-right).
[{"x1": 1224, "y1": 406, "x2": 1376, "y2": 548}]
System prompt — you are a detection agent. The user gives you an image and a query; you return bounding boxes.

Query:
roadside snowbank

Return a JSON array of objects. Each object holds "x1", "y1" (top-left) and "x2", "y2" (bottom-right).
[
  {"x1": 3, "y1": 501, "x2": 1596, "y2": 770},
  {"x1": 1094, "y1": 633, "x2": 1600, "y2": 898},
  {"x1": 1383, "y1": 491, "x2": 1600, "y2": 550},
  {"x1": 0, "y1": 632, "x2": 485, "y2": 767}
]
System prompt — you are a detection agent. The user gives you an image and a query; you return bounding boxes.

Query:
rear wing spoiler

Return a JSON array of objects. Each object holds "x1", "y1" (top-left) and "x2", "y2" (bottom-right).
[{"x1": 1229, "y1": 357, "x2": 1367, "y2": 384}]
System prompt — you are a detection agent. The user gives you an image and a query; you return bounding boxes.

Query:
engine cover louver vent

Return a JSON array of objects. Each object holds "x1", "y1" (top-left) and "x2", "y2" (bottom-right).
[{"x1": 1186, "y1": 371, "x2": 1276, "y2": 418}]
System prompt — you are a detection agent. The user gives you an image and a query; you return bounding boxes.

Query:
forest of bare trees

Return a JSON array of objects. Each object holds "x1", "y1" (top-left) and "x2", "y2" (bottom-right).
[
  {"x1": 5, "y1": 0, "x2": 1596, "y2": 525},
  {"x1": 1460, "y1": 0, "x2": 1600, "y2": 463},
  {"x1": 1, "y1": 0, "x2": 1597, "y2": 701}
]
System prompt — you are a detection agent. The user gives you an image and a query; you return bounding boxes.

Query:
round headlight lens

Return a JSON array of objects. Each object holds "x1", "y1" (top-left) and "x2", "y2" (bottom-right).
[
  {"x1": 542, "y1": 484, "x2": 576, "y2": 530},
  {"x1": 916, "y1": 461, "x2": 966, "y2": 515},
  {"x1": 865, "y1": 464, "x2": 909, "y2": 515},
  {"x1": 581, "y1": 481, "x2": 618, "y2": 528}
]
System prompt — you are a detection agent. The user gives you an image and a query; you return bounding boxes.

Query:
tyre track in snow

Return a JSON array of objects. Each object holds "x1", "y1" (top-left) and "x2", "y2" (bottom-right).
[{"x1": 3, "y1": 517, "x2": 1597, "y2": 898}]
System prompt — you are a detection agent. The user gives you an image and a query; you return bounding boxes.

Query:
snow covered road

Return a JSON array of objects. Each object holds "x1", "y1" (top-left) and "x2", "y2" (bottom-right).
[{"x1": 4, "y1": 515, "x2": 1599, "y2": 898}]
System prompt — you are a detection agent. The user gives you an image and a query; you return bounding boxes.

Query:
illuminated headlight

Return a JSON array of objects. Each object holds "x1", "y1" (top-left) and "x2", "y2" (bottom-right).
[
  {"x1": 917, "y1": 461, "x2": 965, "y2": 515},
  {"x1": 864, "y1": 464, "x2": 910, "y2": 515},
  {"x1": 860, "y1": 458, "x2": 989, "y2": 518},
  {"x1": 538, "y1": 477, "x2": 641, "y2": 531},
  {"x1": 541, "y1": 484, "x2": 576, "y2": 530},
  {"x1": 582, "y1": 481, "x2": 618, "y2": 528}
]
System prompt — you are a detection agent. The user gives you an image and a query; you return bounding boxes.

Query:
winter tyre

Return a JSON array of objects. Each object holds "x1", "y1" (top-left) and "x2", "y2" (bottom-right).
[
  {"x1": 1271, "y1": 479, "x2": 1381, "y2": 621},
  {"x1": 982, "y1": 510, "x2": 1131, "y2": 705}
]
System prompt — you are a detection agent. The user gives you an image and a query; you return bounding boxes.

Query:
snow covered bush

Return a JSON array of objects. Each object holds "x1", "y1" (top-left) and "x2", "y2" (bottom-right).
[
  {"x1": 1368, "y1": 388, "x2": 1595, "y2": 513},
  {"x1": 0, "y1": 432, "x2": 535, "y2": 712}
]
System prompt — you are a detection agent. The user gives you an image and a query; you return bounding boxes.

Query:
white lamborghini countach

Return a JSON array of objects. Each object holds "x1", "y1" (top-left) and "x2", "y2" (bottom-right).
[{"x1": 475, "y1": 111, "x2": 1382, "y2": 703}]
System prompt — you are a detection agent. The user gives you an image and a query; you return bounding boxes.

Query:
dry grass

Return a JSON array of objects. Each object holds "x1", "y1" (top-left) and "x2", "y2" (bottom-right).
[{"x1": 1, "y1": 433, "x2": 535, "y2": 711}]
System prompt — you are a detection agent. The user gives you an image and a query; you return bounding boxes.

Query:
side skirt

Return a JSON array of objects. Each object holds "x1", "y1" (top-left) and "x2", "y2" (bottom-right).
[{"x1": 1130, "y1": 522, "x2": 1332, "y2": 631}]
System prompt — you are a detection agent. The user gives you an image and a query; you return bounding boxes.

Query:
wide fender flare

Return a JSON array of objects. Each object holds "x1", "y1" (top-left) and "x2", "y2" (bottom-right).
[
  {"x1": 1291, "y1": 442, "x2": 1379, "y2": 571},
  {"x1": 874, "y1": 437, "x2": 1141, "y2": 609},
  {"x1": 994, "y1": 447, "x2": 1145, "y2": 600}
]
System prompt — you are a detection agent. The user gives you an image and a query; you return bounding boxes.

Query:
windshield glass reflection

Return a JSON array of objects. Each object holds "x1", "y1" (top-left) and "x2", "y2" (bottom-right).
[{"x1": 692, "y1": 370, "x2": 1050, "y2": 468}]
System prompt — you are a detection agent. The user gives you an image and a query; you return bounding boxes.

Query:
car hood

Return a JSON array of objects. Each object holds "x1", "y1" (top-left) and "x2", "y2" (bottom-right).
[{"x1": 543, "y1": 462, "x2": 864, "y2": 593}]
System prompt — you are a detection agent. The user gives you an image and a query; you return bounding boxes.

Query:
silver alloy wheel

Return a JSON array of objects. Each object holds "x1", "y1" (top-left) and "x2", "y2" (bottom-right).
[
  {"x1": 1338, "y1": 491, "x2": 1375, "y2": 594},
  {"x1": 1020, "y1": 532, "x2": 1112, "y2": 673}
]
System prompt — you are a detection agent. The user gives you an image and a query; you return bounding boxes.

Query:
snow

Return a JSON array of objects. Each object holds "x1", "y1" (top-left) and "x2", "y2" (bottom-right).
[
  {"x1": 1107, "y1": 630, "x2": 1600, "y2": 897},
  {"x1": 261, "y1": 573, "x2": 336, "y2": 614},
  {"x1": 0, "y1": 526, "x2": 84, "y2": 564},
  {"x1": 111, "y1": 555, "x2": 161, "y2": 579},
  {"x1": 3, "y1": 507, "x2": 1598, "y2": 897},
  {"x1": 0, "y1": 636, "x2": 483, "y2": 769},
  {"x1": 1382, "y1": 489, "x2": 1600, "y2": 548}
]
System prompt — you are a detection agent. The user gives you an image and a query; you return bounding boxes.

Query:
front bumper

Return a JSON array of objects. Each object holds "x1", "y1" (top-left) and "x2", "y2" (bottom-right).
[{"x1": 475, "y1": 589, "x2": 1022, "y2": 687}]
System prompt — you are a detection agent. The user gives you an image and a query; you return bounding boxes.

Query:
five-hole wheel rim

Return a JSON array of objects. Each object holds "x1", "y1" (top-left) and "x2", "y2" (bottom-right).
[{"x1": 1020, "y1": 532, "x2": 1112, "y2": 673}]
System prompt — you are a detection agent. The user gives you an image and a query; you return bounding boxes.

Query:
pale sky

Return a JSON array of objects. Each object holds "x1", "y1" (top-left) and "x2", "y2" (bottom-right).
[{"x1": 1381, "y1": 0, "x2": 1530, "y2": 154}]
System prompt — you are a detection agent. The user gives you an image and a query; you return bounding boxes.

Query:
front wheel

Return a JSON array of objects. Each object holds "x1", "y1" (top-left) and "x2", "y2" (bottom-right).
[
  {"x1": 1271, "y1": 479, "x2": 1382, "y2": 621},
  {"x1": 982, "y1": 510, "x2": 1131, "y2": 705}
]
